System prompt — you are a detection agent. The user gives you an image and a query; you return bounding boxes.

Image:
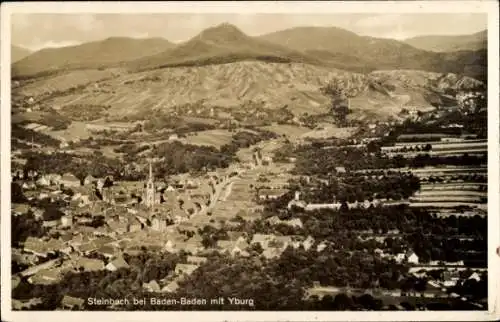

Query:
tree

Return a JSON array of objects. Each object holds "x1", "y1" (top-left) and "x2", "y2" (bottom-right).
[
  {"x1": 12, "y1": 182, "x2": 26, "y2": 203},
  {"x1": 320, "y1": 79, "x2": 356, "y2": 127},
  {"x1": 332, "y1": 293, "x2": 354, "y2": 310},
  {"x1": 340, "y1": 201, "x2": 349, "y2": 212}
]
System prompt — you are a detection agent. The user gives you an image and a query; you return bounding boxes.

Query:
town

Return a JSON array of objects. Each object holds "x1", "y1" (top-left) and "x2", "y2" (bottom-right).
[{"x1": 10, "y1": 83, "x2": 488, "y2": 311}]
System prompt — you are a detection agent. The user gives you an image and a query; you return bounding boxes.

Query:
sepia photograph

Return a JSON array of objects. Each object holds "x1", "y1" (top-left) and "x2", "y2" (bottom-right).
[{"x1": 1, "y1": 1, "x2": 499, "y2": 321}]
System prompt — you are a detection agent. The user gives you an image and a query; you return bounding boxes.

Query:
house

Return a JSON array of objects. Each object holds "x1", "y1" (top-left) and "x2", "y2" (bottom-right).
[
  {"x1": 428, "y1": 280, "x2": 441, "y2": 289},
  {"x1": 107, "y1": 219, "x2": 128, "y2": 234},
  {"x1": 12, "y1": 203, "x2": 30, "y2": 216},
  {"x1": 174, "y1": 263, "x2": 199, "y2": 277},
  {"x1": 36, "y1": 176, "x2": 51, "y2": 187},
  {"x1": 60, "y1": 214, "x2": 74, "y2": 227},
  {"x1": 443, "y1": 280, "x2": 458, "y2": 287},
  {"x1": 335, "y1": 167, "x2": 347, "y2": 174},
  {"x1": 262, "y1": 248, "x2": 284, "y2": 259},
  {"x1": 303, "y1": 236, "x2": 315, "y2": 251},
  {"x1": 227, "y1": 231, "x2": 246, "y2": 241},
  {"x1": 83, "y1": 174, "x2": 98, "y2": 186},
  {"x1": 161, "y1": 281, "x2": 179, "y2": 293},
  {"x1": 60, "y1": 173, "x2": 81, "y2": 188},
  {"x1": 151, "y1": 215, "x2": 168, "y2": 232},
  {"x1": 127, "y1": 217, "x2": 143, "y2": 233},
  {"x1": 61, "y1": 295, "x2": 85, "y2": 310},
  {"x1": 24, "y1": 237, "x2": 64, "y2": 258},
  {"x1": 32, "y1": 208, "x2": 45, "y2": 220},
  {"x1": 143, "y1": 280, "x2": 161, "y2": 293},
  {"x1": 250, "y1": 234, "x2": 276, "y2": 249},
  {"x1": 76, "y1": 242, "x2": 98, "y2": 256},
  {"x1": 395, "y1": 253, "x2": 406, "y2": 263},
  {"x1": 217, "y1": 237, "x2": 250, "y2": 257},
  {"x1": 92, "y1": 235, "x2": 115, "y2": 247},
  {"x1": 124, "y1": 245, "x2": 142, "y2": 256},
  {"x1": 271, "y1": 236, "x2": 292, "y2": 249},
  {"x1": 468, "y1": 272, "x2": 481, "y2": 282},
  {"x1": 305, "y1": 203, "x2": 342, "y2": 211},
  {"x1": 28, "y1": 269, "x2": 61, "y2": 285},
  {"x1": 74, "y1": 257, "x2": 105, "y2": 272},
  {"x1": 265, "y1": 216, "x2": 303, "y2": 228},
  {"x1": 316, "y1": 241, "x2": 328, "y2": 253},
  {"x1": 258, "y1": 189, "x2": 289, "y2": 201},
  {"x1": 97, "y1": 245, "x2": 117, "y2": 259},
  {"x1": 185, "y1": 180, "x2": 198, "y2": 189},
  {"x1": 19, "y1": 258, "x2": 62, "y2": 277},
  {"x1": 407, "y1": 251, "x2": 419, "y2": 264},
  {"x1": 187, "y1": 256, "x2": 208, "y2": 265},
  {"x1": 22, "y1": 182, "x2": 37, "y2": 190},
  {"x1": 12, "y1": 276, "x2": 21, "y2": 289},
  {"x1": 182, "y1": 198, "x2": 197, "y2": 216},
  {"x1": 106, "y1": 256, "x2": 129, "y2": 272},
  {"x1": 285, "y1": 218, "x2": 303, "y2": 228},
  {"x1": 44, "y1": 174, "x2": 61, "y2": 186},
  {"x1": 184, "y1": 242, "x2": 204, "y2": 255}
]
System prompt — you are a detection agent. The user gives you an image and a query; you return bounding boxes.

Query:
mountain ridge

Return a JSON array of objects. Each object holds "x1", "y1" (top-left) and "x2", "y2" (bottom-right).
[
  {"x1": 404, "y1": 30, "x2": 487, "y2": 52},
  {"x1": 12, "y1": 37, "x2": 175, "y2": 77},
  {"x1": 128, "y1": 23, "x2": 325, "y2": 71},
  {"x1": 11, "y1": 45, "x2": 33, "y2": 63},
  {"x1": 258, "y1": 26, "x2": 487, "y2": 81},
  {"x1": 12, "y1": 24, "x2": 487, "y2": 82}
]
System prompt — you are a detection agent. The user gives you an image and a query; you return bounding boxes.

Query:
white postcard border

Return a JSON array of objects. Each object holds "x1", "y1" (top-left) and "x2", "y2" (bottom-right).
[{"x1": 1, "y1": 1, "x2": 499, "y2": 321}]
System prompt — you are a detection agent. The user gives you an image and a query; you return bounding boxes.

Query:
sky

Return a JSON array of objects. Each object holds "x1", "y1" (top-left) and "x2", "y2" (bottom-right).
[{"x1": 11, "y1": 13, "x2": 488, "y2": 51}]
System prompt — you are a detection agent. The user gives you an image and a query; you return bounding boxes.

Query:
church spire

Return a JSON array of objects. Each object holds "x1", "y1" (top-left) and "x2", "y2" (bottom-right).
[{"x1": 145, "y1": 160, "x2": 155, "y2": 209}]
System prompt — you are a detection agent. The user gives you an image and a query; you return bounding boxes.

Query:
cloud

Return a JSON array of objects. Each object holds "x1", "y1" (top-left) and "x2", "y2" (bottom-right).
[
  {"x1": 26, "y1": 40, "x2": 83, "y2": 52},
  {"x1": 130, "y1": 32, "x2": 151, "y2": 39},
  {"x1": 11, "y1": 13, "x2": 488, "y2": 49},
  {"x1": 355, "y1": 14, "x2": 405, "y2": 29}
]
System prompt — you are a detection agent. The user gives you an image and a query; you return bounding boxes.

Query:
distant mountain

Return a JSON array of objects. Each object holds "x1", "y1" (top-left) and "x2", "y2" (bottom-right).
[
  {"x1": 12, "y1": 37, "x2": 175, "y2": 78},
  {"x1": 404, "y1": 30, "x2": 487, "y2": 52},
  {"x1": 11, "y1": 45, "x2": 32, "y2": 63},
  {"x1": 129, "y1": 23, "x2": 324, "y2": 71},
  {"x1": 11, "y1": 24, "x2": 488, "y2": 82},
  {"x1": 258, "y1": 26, "x2": 487, "y2": 81}
]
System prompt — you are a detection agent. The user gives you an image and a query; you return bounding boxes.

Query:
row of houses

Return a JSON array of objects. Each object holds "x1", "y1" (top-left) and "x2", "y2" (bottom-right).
[
  {"x1": 20, "y1": 253, "x2": 131, "y2": 286},
  {"x1": 142, "y1": 256, "x2": 209, "y2": 294}
]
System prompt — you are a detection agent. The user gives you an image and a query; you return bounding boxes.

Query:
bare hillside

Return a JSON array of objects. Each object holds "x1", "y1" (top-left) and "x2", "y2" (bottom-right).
[{"x1": 22, "y1": 61, "x2": 483, "y2": 122}]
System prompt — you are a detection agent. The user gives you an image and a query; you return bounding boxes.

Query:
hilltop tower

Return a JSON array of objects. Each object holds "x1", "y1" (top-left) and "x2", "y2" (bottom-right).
[{"x1": 145, "y1": 161, "x2": 155, "y2": 209}]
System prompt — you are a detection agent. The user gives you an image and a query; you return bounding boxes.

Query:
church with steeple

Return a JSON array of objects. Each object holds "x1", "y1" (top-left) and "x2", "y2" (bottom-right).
[{"x1": 144, "y1": 161, "x2": 161, "y2": 209}]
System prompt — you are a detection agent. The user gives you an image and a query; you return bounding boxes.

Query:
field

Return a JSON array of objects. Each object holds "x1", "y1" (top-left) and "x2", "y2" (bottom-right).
[
  {"x1": 420, "y1": 183, "x2": 486, "y2": 191},
  {"x1": 17, "y1": 69, "x2": 123, "y2": 97},
  {"x1": 261, "y1": 124, "x2": 312, "y2": 140},
  {"x1": 382, "y1": 141, "x2": 487, "y2": 157},
  {"x1": 376, "y1": 132, "x2": 488, "y2": 211},
  {"x1": 387, "y1": 150, "x2": 486, "y2": 158},
  {"x1": 44, "y1": 121, "x2": 92, "y2": 142},
  {"x1": 183, "y1": 129, "x2": 235, "y2": 148},
  {"x1": 393, "y1": 139, "x2": 486, "y2": 147},
  {"x1": 410, "y1": 166, "x2": 487, "y2": 176},
  {"x1": 301, "y1": 124, "x2": 357, "y2": 140}
]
